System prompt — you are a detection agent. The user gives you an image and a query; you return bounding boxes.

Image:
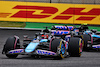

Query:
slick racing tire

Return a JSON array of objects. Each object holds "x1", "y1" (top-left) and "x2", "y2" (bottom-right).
[
  {"x1": 83, "y1": 34, "x2": 91, "y2": 51},
  {"x1": 6, "y1": 54, "x2": 18, "y2": 58},
  {"x1": 3, "y1": 36, "x2": 20, "y2": 58},
  {"x1": 68, "y1": 37, "x2": 83, "y2": 57},
  {"x1": 51, "y1": 39, "x2": 66, "y2": 59}
]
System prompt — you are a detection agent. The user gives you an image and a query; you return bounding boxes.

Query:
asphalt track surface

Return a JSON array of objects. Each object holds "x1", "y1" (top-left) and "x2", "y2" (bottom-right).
[{"x1": 0, "y1": 29, "x2": 100, "y2": 67}]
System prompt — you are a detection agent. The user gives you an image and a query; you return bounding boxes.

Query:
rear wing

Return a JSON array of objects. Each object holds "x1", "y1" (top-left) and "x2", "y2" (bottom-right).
[
  {"x1": 51, "y1": 25, "x2": 74, "y2": 30},
  {"x1": 51, "y1": 30, "x2": 70, "y2": 35}
]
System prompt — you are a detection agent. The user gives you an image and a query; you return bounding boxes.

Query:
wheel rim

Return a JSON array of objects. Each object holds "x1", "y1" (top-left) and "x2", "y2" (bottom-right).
[
  {"x1": 61, "y1": 44, "x2": 65, "y2": 55},
  {"x1": 60, "y1": 41, "x2": 66, "y2": 58}
]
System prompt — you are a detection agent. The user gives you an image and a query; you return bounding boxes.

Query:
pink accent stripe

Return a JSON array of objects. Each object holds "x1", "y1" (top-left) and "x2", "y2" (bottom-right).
[
  {"x1": 49, "y1": 38, "x2": 54, "y2": 50},
  {"x1": 88, "y1": 33, "x2": 93, "y2": 44},
  {"x1": 91, "y1": 35, "x2": 93, "y2": 44},
  {"x1": 80, "y1": 43, "x2": 82, "y2": 52},
  {"x1": 14, "y1": 36, "x2": 17, "y2": 49}
]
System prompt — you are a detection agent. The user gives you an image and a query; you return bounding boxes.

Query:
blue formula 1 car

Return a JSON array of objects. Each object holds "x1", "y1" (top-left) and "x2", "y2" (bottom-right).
[
  {"x1": 2, "y1": 28, "x2": 83, "y2": 59},
  {"x1": 50, "y1": 25, "x2": 100, "y2": 51},
  {"x1": 82, "y1": 29, "x2": 100, "y2": 51},
  {"x1": 72, "y1": 24, "x2": 100, "y2": 51}
]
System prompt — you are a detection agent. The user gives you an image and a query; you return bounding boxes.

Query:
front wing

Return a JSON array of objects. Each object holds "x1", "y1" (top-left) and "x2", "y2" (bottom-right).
[{"x1": 4, "y1": 49, "x2": 57, "y2": 56}]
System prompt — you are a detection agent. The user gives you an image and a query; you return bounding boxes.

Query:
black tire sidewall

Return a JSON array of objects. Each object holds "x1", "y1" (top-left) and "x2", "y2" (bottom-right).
[{"x1": 68, "y1": 37, "x2": 82, "y2": 57}]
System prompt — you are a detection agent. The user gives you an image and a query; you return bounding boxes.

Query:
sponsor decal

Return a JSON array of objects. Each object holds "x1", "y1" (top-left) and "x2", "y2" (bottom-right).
[
  {"x1": 3, "y1": 5, "x2": 100, "y2": 21},
  {"x1": 92, "y1": 45, "x2": 100, "y2": 48},
  {"x1": 67, "y1": 26, "x2": 74, "y2": 30},
  {"x1": 55, "y1": 26, "x2": 68, "y2": 30},
  {"x1": 11, "y1": 5, "x2": 58, "y2": 18},
  {"x1": 0, "y1": 13, "x2": 11, "y2": 18},
  {"x1": 0, "y1": 1, "x2": 100, "y2": 24},
  {"x1": 51, "y1": 30, "x2": 70, "y2": 35},
  {"x1": 54, "y1": 26, "x2": 73, "y2": 30},
  {"x1": 9, "y1": 49, "x2": 24, "y2": 54},
  {"x1": 36, "y1": 49, "x2": 56, "y2": 55}
]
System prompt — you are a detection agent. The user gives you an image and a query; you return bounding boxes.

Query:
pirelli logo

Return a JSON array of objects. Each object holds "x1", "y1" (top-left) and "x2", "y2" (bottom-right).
[
  {"x1": 0, "y1": 1, "x2": 100, "y2": 24},
  {"x1": 1, "y1": 5, "x2": 100, "y2": 21}
]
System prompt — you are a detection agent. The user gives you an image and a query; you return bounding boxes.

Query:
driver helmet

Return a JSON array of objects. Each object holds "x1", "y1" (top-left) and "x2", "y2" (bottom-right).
[{"x1": 41, "y1": 35, "x2": 48, "y2": 39}]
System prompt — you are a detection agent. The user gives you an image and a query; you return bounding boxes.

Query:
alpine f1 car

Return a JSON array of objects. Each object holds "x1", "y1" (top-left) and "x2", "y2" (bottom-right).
[
  {"x1": 82, "y1": 29, "x2": 100, "y2": 51},
  {"x1": 52, "y1": 24, "x2": 100, "y2": 51},
  {"x1": 2, "y1": 28, "x2": 83, "y2": 59},
  {"x1": 74, "y1": 24, "x2": 100, "y2": 51}
]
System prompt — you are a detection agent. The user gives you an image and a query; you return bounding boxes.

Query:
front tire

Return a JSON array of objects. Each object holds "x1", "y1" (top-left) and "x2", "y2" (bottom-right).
[
  {"x1": 51, "y1": 39, "x2": 66, "y2": 59},
  {"x1": 6, "y1": 54, "x2": 18, "y2": 58},
  {"x1": 3, "y1": 36, "x2": 20, "y2": 58}
]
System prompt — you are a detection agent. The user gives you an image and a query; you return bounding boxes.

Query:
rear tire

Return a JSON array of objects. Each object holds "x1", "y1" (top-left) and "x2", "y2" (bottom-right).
[
  {"x1": 68, "y1": 37, "x2": 82, "y2": 57},
  {"x1": 83, "y1": 34, "x2": 91, "y2": 51}
]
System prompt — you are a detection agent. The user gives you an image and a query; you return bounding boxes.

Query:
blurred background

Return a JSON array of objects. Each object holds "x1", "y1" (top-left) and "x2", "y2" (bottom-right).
[
  {"x1": 1, "y1": 0, "x2": 100, "y2": 4},
  {"x1": 0, "y1": 0, "x2": 100, "y2": 30}
]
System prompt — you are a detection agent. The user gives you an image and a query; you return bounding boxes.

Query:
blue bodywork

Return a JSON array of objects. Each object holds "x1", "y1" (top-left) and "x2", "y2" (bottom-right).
[
  {"x1": 92, "y1": 35, "x2": 100, "y2": 38},
  {"x1": 84, "y1": 30, "x2": 100, "y2": 49},
  {"x1": 84, "y1": 30, "x2": 100, "y2": 38},
  {"x1": 25, "y1": 39, "x2": 48, "y2": 53}
]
